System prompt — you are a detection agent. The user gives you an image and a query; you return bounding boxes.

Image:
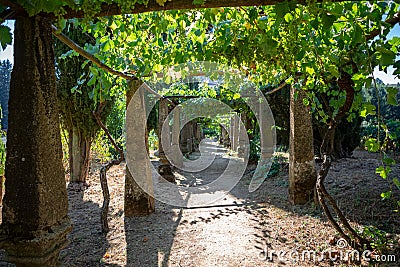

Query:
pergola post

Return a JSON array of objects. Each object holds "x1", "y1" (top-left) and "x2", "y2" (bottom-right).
[
  {"x1": 0, "y1": 16, "x2": 71, "y2": 266},
  {"x1": 237, "y1": 114, "x2": 249, "y2": 158},
  {"x1": 231, "y1": 115, "x2": 240, "y2": 152},
  {"x1": 157, "y1": 98, "x2": 175, "y2": 182},
  {"x1": 171, "y1": 106, "x2": 183, "y2": 168},
  {"x1": 288, "y1": 86, "x2": 317, "y2": 204},
  {"x1": 187, "y1": 121, "x2": 194, "y2": 153},
  {"x1": 125, "y1": 80, "x2": 155, "y2": 216}
]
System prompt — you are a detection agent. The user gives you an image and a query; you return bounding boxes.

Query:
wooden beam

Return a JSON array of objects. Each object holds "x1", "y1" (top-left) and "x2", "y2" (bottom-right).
[
  {"x1": 2, "y1": 0, "x2": 343, "y2": 20},
  {"x1": 51, "y1": 25, "x2": 137, "y2": 80}
]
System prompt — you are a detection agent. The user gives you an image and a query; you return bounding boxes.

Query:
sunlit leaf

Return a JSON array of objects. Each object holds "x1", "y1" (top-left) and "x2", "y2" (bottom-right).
[
  {"x1": 365, "y1": 138, "x2": 379, "y2": 152},
  {"x1": 376, "y1": 166, "x2": 391, "y2": 179},
  {"x1": 380, "y1": 191, "x2": 392, "y2": 200}
]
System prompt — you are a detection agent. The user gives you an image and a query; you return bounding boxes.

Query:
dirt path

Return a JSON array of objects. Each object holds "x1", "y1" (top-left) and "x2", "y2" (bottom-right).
[{"x1": 60, "y1": 143, "x2": 400, "y2": 267}]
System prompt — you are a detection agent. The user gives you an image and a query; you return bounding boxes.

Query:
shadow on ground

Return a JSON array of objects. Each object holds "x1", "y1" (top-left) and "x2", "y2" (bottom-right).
[
  {"x1": 61, "y1": 183, "x2": 119, "y2": 267},
  {"x1": 124, "y1": 204, "x2": 181, "y2": 267}
]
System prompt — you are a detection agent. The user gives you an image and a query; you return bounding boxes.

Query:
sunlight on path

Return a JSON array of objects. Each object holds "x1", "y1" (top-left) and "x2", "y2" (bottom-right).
[{"x1": 164, "y1": 141, "x2": 264, "y2": 266}]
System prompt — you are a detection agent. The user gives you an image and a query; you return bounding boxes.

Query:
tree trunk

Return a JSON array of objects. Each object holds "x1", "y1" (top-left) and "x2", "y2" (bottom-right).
[
  {"x1": 0, "y1": 15, "x2": 71, "y2": 266},
  {"x1": 69, "y1": 126, "x2": 92, "y2": 183},
  {"x1": 288, "y1": 86, "x2": 317, "y2": 204}
]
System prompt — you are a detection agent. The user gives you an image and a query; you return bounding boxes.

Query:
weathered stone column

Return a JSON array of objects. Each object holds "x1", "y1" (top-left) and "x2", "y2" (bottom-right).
[
  {"x1": 259, "y1": 101, "x2": 274, "y2": 161},
  {"x1": 188, "y1": 121, "x2": 195, "y2": 152},
  {"x1": 229, "y1": 116, "x2": 234, "y2": 150},
  {"x1": 0, "y1": 16, "x2": 71, "y2": 267},
  {"x1": 125, "y1": 80, "x2": 155, "y2": 216},
  {"x1": 219, "y1": 124, "x2": 226, "y2": 144},
  {"x1": 171, "y1": 106, "x2": 183, "y2": 168},
  {"x1": 180, "y1": 114, "x2": 189, "y2": 154},
  {"x1": 289, "y1": 86, "x2": 317, "y2": 204},
  {"x1": 237, "y1": 115, "x2": 248, "y2": 158},
  {"x1": 158, "y1": 98, "x2": 175, "y2": 182},
  {"x1": 181, "y1": 120, "x2": 194, "y2": 154},
  {"x1": 195, "y1": 124, "x2": 202, "y2": 142},
  {"x1": 231, "y1": 115, "x2": 240, "y2": 152},
  {"x1": 223, "y1": 122, "x2": 230, "y2": 147}
]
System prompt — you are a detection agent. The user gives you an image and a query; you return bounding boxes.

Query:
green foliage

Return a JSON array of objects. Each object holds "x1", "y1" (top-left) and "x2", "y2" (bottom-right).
[
  {"x1": 0, "y1": 25, "x2": 12, "y2": 50},
  {"x1": 105, "y1": 93, "x2": 125, "y2": 158},
  {"x1": 202, "y1": 126, "x2": 218, "y2": 138},
  {"x1": 148, "y1": 129, "x2": 158, "y2": 151},
  {"x1": 361, "y1": 120, "x2": 400, "y2": 153},
  {"x1": 268, "y1": 154, "x2": 287, "y2": 179},
  {"x1": 3, "y1": 0, "x2": 400, "y2": 235},
  {"x1": 91, "y1": 131, "x2": 113, "y2": 163},
  {"x1": 55, "y1": 22, "x2": 114, "y2": 149},
  {"x1": 60, "y1": 126, "x2": 70, "y2": 172},
  {"x1": 249, "y1": 130, "x2": 260, "y2": 163},
  {"x1": 360, "y1": 226, "x2": 393, "y2": 251}
]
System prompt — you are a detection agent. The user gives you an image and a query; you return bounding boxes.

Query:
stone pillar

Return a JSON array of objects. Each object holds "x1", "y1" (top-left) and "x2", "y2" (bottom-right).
[
  {"x1": 224, "y1": 122, "x2": 230, "y2": 147},
  {"x1": 196, "y1": 124, "x2": 202, "y2": 142},
  {"x1": 187, "y1": 121, "x2": 194, "y2": 153},
  {"x1": 229, "y1": 116, "x2": 234, "y2": 150},
  {"x1": 219, "y1": 124, "x2": 226, "y2": 144},
  {"x1": 0, "y1": 16, "x2": 71, "y2": 266},
  {"x1": 171, "y1": 106, "x2": 183, "y2": 169},
  {"x1": 125, "y1": 80, "x2": 155, "y2": 216},
  {"x1": 231, "y1": 115, "x2": 239, "y2": 152},
  {"x1": 180, "y1": 114, "x2": 189, "y2": 154},
  {"x1": 289, "y1": 86, "x2": 317, "y2": 204},
  {"x1": 237, "y1": 114, "x2": 248, "y2": 158},
  {"x1": 158, "y1": 98, "x2": 174, "y2": 182},
  {"x1": 259, "y1": 101, "x2": 274, "y2": 161}
]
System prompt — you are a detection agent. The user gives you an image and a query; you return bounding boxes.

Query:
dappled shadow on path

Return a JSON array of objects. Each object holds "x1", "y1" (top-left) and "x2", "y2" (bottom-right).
[
  {"x1": 124, "y1": 204, "x2": 182, "y2": 267},
  {"x1": 61, "y1": 183, "x2": 119, "y2": 267}
]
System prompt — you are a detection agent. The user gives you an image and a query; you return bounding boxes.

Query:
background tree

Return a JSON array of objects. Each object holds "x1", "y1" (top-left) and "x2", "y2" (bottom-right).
[
  {"x1": 55, "y1": 22, "x2": 114, "y2": 183},
  {"x1": 0, "y1": 59, "x2": 11, "y2": 130}
]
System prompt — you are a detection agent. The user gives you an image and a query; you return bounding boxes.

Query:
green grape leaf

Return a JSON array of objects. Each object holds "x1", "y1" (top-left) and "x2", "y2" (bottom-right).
[
  {"x1": 386, "y1": 87, "x2": 398, "y2": 106},
  {"x1": 360, "y1": 103, "x2": 376, "y2": 117},
  {"x1": 365, "y1": 138, "x2": 379, "y2": 152},
  {"x1": 275, "y1": 2, "x2": 290, "y2": 19},
  {"x1": 382, "y1": 157, "x2": 396, "y2": 165},
  {"x1": 376, "y1": 166, "x2": 391, "y2": 179},
  {"x1": 380, "y1": 191, "x2": 392, "y2": 200},
  {"x1": 393, "y1": 178, "x2": 400, "y2": 190},
  {"x1": 352, "y1": 24, "x2": 364, "y2": 46},
  {"x1": 388, "y1": 37, "x2": 400, "y2": 47},
  {"x1": 284, "y1": 13, "x2": 293, "y2": 23},
  {"x1": 0, "y1": 25, "x2": 12, "y2": 50},
  {"x1": 305, "y1": 66, "x2": 315, "y2": 75},
  {"x1": 327, "y1": 65, "x2": 340, "y2": 78},
  {"x1": 233, "y1": 93, "x2": 241, "y2": 100},
  {"x1": 322, "y1": 14, "x2": 336, "y2": 31}
]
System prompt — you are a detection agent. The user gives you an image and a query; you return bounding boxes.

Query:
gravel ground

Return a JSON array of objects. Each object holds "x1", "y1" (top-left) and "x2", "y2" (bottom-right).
[{"x1": 57, "y1": 144, "x2": 400, "y2": 267}]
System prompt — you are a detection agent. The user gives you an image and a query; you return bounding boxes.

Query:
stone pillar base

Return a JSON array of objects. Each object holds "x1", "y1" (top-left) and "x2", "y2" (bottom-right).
[
  {"x1": 0, "y1": 218, "x2": 71, "y2": 267},
  {"x1": 158, "y1": 165, "x2": 175, "y2": 183},
  {"x1": 124, "y1": 167, "x2": 155, "y2": 217}
]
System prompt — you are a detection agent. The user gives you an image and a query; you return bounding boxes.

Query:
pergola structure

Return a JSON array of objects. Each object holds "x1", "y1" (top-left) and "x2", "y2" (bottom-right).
[{"x1": 1, "y1": 0, "x2": 391, "y2": 266}]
